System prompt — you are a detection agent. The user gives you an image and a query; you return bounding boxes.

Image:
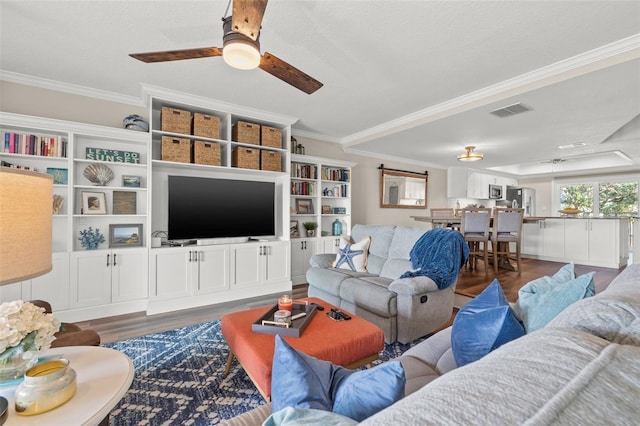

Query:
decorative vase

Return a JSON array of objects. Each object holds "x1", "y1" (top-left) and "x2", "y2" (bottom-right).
[
  {"x1": 14, "y1": 359, "x2": 77, "y2": 416},
  {"x1": 306, "y1": 230, "x2": 315, "y2": 237},
  {"x1": 332, "y1": 219, "x2": 343, "y2": 236},
  {"x1": 0, "y1": 351, "x2": 38, "y2": 382}
]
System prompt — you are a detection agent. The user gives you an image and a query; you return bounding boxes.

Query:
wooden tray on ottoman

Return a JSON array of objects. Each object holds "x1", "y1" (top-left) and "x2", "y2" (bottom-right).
[{"x1": 252, "y1": 303, "x2": 317, "y2": 337}]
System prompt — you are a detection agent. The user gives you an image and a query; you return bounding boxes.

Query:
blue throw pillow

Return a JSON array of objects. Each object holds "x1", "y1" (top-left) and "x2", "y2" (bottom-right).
[
  {"x1": 516, "y1": 266, "x2": 595, "y2": 333},
  {"x1": 451, "y1": 279, "x2": 525, "y2": 367},
  {"x1": 271, "y1": 335, "x2": 405, "y2": 421}
]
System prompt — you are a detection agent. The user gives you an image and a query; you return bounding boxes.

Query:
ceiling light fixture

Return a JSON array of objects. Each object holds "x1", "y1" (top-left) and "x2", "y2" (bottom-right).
[
  {"x1": 457, "y1": 146, "x2": 484, "y2": 162},
  {"x1": 557, "y1": 142, "x2": 587, "y2": 149},
  {"x1": 222, "y1": 16, "x2": 261, "y2": 70}
]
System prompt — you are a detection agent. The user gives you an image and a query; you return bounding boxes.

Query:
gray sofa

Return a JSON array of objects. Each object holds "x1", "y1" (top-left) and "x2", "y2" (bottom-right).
[
  {"x1": 307, "y1": 224, "x2": 461, "y2": 344},
  {"x1": 222, "y1": 264, "x2": 640, "y2": 425}
]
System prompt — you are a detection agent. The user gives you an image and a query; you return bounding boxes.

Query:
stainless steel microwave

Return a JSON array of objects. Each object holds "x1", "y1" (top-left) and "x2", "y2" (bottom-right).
[{"x1": 489, "y1": 184, "x2": 502, "y2": 199}]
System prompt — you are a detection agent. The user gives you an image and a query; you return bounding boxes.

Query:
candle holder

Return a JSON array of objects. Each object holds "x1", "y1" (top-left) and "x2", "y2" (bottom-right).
[{"x1": 278, "y1": 294, "x2": 293, "y2": 311}]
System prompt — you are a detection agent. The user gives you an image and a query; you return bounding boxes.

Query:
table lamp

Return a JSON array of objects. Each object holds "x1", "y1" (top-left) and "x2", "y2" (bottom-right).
[{"x1": 0, "y1": 168, "x2": 53, "y2": 285}]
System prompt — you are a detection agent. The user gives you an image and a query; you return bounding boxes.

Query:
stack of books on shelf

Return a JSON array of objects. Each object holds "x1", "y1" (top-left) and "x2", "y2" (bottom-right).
[
  {"x1": 321, "y1": 167, "x2": 349, "y2": 182},
  {"x1": 291, "y1": 181, "x2": 315, "y2": 196},
  {"x1": 2, "y1": 132, "x2": 67, "y2": 158},
  {"x1": 331, "y1": 184, "x2": 349, "y2": 198},
  {"x1": 291, "y1": 163, "x2": 317, "y2": 179}
]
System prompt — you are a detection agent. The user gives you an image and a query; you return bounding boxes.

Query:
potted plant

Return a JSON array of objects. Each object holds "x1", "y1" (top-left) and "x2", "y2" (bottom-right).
[{"x1": 303, "y1": 222, "x2": 317, "y2": 237}]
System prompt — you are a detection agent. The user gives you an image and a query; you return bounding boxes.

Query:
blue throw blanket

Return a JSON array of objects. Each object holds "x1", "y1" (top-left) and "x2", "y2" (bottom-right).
[{"x1": 399, "y1": 228, "x2": 469, "y2": 289}]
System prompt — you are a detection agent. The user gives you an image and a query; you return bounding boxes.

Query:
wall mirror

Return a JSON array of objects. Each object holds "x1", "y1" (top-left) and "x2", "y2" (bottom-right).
[{"x1": 379, "y1": 166, "x2": 428, "y2": 209}]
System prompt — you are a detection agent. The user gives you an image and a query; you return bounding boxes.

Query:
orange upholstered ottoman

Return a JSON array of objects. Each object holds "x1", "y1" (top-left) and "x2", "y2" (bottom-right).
[{"x1": 221, "y1": 297, "x2": 385, "y2": 400}]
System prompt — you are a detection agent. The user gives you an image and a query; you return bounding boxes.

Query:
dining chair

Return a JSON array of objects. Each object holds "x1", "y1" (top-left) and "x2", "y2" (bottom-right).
[
  {"x1": 430, "y1": 208, "x2": 455, "y2": 228},
  {"x1": 491, "y1": 208, "x2": 524, "y2": 276},
  {"x1": 460, "y1": 208, "x2": 491, "y2": 278}
]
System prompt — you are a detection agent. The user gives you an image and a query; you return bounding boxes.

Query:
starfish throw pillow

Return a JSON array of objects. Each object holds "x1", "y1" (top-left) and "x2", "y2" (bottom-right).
[{"x1": 332, "y1": 236, "x2": 371, "y2": 272}]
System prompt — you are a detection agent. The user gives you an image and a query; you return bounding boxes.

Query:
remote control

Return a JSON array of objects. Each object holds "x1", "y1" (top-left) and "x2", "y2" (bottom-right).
[
  {"x1": 337, "y1": 311, "x2": 351, "y2": 320},
  {"x1": 310, "y1": 302, "x2": 325, "y2": 311}
]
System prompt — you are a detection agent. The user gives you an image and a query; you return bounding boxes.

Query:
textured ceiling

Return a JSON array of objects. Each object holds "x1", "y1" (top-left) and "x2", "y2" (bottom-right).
[{"x1": 1, "y1": 0, "x2": 639, "y2": 177}]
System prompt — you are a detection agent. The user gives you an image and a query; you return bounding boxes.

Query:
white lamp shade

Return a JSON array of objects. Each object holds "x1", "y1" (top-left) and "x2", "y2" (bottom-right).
[{"x1": 0, "y1": 168, "x2": 53, "y2": 285}]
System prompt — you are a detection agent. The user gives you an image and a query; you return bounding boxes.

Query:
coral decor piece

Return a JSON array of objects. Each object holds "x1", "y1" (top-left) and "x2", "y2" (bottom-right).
[{"x1": 78, "y1": 226, "x2": 105, "y2": 250}]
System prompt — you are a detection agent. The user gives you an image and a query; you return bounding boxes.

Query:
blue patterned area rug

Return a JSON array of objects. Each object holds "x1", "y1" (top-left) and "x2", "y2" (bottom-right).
[{"x1": 103, "y1": 320, "x2": 424, "y2": 425}]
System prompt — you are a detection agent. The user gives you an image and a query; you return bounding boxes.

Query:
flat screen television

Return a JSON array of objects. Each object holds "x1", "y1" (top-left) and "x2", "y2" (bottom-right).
[{"x1": 168, "y1": 175, "x2": 275, "y2": 241}]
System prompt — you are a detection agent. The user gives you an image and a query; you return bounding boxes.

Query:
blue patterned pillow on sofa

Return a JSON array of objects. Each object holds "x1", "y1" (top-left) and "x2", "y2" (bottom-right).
[{"x1": 451, "y1": 279, "x2": 525, "y2": 367}]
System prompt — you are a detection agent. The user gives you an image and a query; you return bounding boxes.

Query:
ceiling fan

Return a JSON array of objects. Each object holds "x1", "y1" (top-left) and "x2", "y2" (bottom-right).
[{"x1": 129, "y1": 0, "x2": 323, "y2": 94}]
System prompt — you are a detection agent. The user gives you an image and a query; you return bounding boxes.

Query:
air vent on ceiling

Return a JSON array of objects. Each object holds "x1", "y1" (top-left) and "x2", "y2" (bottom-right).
[{"x1": 490, "y1": 102, "x2": 532, "y2": 118}]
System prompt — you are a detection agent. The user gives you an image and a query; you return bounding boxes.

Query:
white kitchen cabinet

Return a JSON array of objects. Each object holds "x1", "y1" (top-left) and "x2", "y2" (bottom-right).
[
  {"x1": 291, "y1": 239, "x2": 319, "y2": 285},
  {"x1": 70, "y1": 248, "x2": 147, "y2": 308},
  {"x1": 447, "y1": 167, "x2": 516, "y2": 200},
  {"x1": 541, "y1": 219, "x2": 565, "y2": 259},
  {"x1": 523, "y1": 218, "x2": 629, "y2": 268},
  {"x1": 230, "y1": 241, "x2": 289, "y2": 288},
  {"x1": 522, "y1": 222, "x2": 544, "y2": 256}
]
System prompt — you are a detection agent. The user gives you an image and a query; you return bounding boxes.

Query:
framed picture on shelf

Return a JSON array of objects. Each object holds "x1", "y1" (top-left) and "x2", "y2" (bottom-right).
[
  {"x1": 109, "y1": 224, "x2": 143, "y2": 248},
  {"x1": 322, "y1": 205, "x2": 331, "y2": 214},
  {"x1": 290, "y1": 220, "x2": 299, "y2": 238},
  {"x1": 81, "y1": 191, "x2": 107, "y2": 215},
  {"x1": 122, "y1": 175, "x2": 141, "y2": 187},
  {"x1": 112, "y1": 191, "x2": 136, "y2": 215},
  {"x1": 295, "y1": 198, "x2": 314, "y2": 214},
  {"x1": 46, "y1": 168, "x2": 68, "y2": 185}
]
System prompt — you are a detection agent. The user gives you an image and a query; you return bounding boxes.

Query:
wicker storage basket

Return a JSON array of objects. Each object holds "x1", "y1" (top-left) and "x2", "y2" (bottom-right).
[
  {"x1": 161, "y1": 107, "x2": 192, "y2": 134},
  {"x1": 193, "y1": 113, "x2": 220, "y2": 139},
  {"x1": 161, "y1": 136, "x2": 191, "y2": 163},
  {"x1": 260, "y1": 126, "x2": 282, "y2": 148},
  {"x1": 232, "y1": 147, "x2": 260, "y2": 169},
  {"x1": 260, "y1": 150, "x2": 282, "y2": 172},
  {"x1": 193, "y1": 141, "x2": 221, "y2": 166},
  {"x1": 232, "y1": 121, "x2": 260, "y2": 145}
]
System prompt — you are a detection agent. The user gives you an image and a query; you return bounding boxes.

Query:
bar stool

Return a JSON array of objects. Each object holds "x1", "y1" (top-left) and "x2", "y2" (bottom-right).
[
  {"x1": 430, "y1": 208, "x2": 455, "y2": 228},
  {"x1": 491, "y1": 208, "x2": 524, "y2": 276},
  {"x1": 460, "y1": 208, "x2": 491, "y2": 278}
]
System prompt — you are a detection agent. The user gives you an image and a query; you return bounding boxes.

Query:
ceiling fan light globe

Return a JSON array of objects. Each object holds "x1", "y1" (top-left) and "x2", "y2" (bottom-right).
[{"x1": 223, "y1": 40, "x2": 261, "y2": 70}]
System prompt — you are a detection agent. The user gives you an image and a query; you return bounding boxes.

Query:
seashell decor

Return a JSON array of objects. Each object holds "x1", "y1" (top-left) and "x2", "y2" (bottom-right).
[
  {"x1": 83, "y1": 163, "x2": 114, "y2": 186},
  {"x1": 52, "y1": 194, "x2": 64, "y2": 214}
]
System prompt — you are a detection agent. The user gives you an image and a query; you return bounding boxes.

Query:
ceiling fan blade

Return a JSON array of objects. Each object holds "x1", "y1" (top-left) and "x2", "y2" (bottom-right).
[
  {"x1": 259, "y1": 52, "x2": 323, "y2": 94},
  {"x1": 130, "y1": 47, "x2": 223, "y2": 63},
  {"x1": 232, "y1": 0, "x2": 268, "y2": 41}
]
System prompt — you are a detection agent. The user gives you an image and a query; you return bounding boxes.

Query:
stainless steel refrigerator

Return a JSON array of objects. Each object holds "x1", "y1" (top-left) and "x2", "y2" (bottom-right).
[{"x1": 506, "y1": 187, "x2": 536, "y2": 217}]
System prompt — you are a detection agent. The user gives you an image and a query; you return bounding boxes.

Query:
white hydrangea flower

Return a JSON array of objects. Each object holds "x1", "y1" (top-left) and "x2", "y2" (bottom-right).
[{"x1": 0, "y1": 300, "x2": 61, "y2": 359}]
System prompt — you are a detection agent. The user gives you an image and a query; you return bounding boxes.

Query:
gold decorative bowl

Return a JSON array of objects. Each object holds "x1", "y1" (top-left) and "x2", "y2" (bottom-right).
[
  {"x1": 14, "y1": 359, "x2": 77, "y2": 416},
  {"x1": 558, "y1": 209, "x2": 583, "y2": 215}
]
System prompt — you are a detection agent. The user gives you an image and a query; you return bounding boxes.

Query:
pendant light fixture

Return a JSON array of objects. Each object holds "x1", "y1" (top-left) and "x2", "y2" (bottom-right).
[{"x1": 457, "y1": 146, "x2": 484, "y2": 162}]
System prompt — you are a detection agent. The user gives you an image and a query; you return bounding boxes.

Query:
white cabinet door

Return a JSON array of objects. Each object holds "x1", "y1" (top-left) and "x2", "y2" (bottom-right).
[
  {"x1": 230, "y1": 244, "x2": 262, "y2": 288},
  {"x1": 564, "y1": 219, "x2": 589, "y2": 263},
  {"x1": 150, "y1": 248, "x2": 190, "y2": 300},
  {"x1": 70, "y1": 251, "x2": 112, "y2": 308},
  {"x1": 588, "y1": 220, "x2": 618, "y2": 265},
  {"x1": 522, "y1": 222, "x2": 543, "y2": 256},
  {"x1": 542, "y1": 219, "x2": 565, "y2": 259},
  {"x1": 111, "y1": 248, "x2": 148, "y2": 303},
  {"x1": 29, "y1": 252, "x2": 70, "y2": 311},
  {"x1": 194, "y1": 245, "x2": 229, "y2": 294},
  {"x1": 291, "y1": 239, "x2": 319, "y2": 281},
  {"x1": 264, "y1": 242, "x2": 290, "y2": 284},
  {"x1": 322, "y1": 237, "x2": 341, "y2": 254}
]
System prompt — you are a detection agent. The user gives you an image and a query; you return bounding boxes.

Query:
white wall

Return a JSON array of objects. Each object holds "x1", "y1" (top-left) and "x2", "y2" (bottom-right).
[
  {"x1": 297, "y1": 136, "x2": 448, "y2": 228},
  {"x1": 1, "y1": 80, "x2": 448, "y2": 229}
]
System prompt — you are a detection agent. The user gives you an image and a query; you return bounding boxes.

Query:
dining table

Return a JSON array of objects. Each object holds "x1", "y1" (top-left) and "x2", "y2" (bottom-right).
[{"x1": 410, "y1": 215, "x2": 547, "y2": 271}]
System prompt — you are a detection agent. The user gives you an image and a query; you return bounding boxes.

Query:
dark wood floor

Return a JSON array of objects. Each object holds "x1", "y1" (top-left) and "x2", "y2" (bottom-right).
[{"x1": 78, "y1": 259, "x2": 623, "y2": 344}]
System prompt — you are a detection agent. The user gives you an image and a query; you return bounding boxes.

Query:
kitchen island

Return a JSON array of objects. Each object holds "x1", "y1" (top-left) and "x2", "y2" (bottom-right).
[{"x1": 521, "y1": 216, "x2": 629, "y2": 269}]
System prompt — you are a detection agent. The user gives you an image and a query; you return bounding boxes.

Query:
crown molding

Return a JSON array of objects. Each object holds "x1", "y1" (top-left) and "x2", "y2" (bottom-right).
[
  {"x1": 343, "y1": 147, "x2": 446, "y2": 170},
  {"x1": 341, "y1": 33, "x2": 640, "y2": 148},
  {"x1": 291, "y1": 128, "x2": 342, "y2": 144},
  {"x1": 0, "y1": 70, "x2": 145, "y2": 107}
]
